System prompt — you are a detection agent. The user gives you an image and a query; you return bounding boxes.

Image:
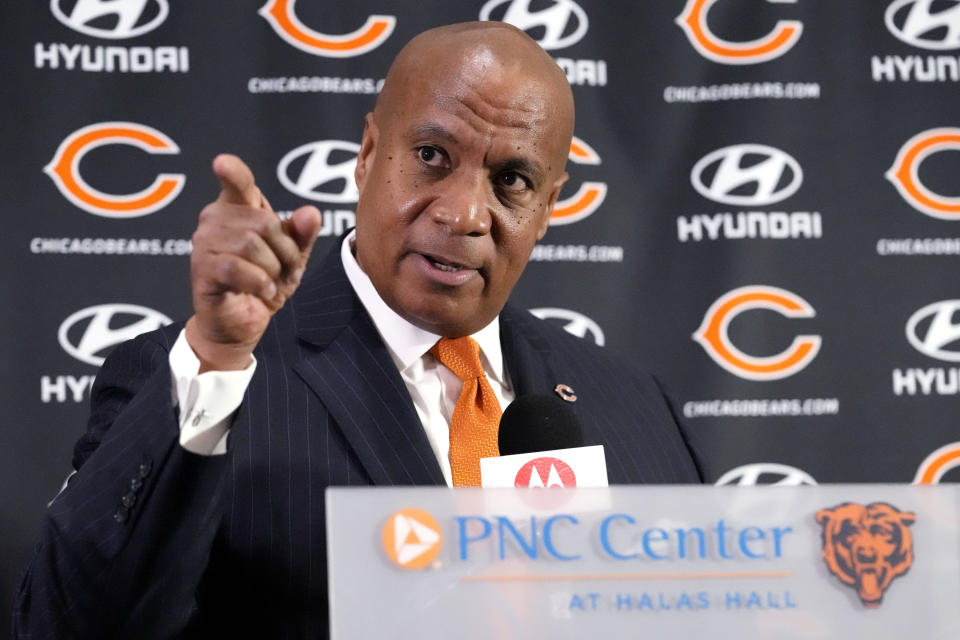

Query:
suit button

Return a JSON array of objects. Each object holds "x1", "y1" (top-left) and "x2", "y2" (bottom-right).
[
  {"x1": 121, "y1": 493, "x2": 137, "y2": 508},
  {"x1": 130, "y1": 477, "x2": 143, "y2": 492},
  {"x1": 113, "y1": 505, "x2": 129, "y2": 524},
  {"x1": 138, "y1": 458, "x2": 152, "y2": 479}
]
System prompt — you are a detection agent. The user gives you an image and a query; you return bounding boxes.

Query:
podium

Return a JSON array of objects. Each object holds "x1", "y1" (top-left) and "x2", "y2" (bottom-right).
[{"x1": 327, "y1": 485, "x2": 960, "y2": 639}]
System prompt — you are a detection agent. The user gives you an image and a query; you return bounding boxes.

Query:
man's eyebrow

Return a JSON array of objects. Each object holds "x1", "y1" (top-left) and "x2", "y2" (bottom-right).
[{"x1": 412, "y1": 123, "x2": 458, "y2": 144}]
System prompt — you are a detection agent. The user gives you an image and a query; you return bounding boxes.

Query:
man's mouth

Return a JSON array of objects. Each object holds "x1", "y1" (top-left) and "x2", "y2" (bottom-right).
[
  {"x1": 423, "y1": 253, "x2": 474, "y2": 272},
  {"x1": 415, "y1": 252, "x2": 481, "y2": 286}
]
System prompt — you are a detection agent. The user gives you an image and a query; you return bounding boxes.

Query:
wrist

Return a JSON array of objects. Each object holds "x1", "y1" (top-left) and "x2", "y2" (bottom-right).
[{"x1": 185, "y1": 316, "x2": 256, "y2": 373}]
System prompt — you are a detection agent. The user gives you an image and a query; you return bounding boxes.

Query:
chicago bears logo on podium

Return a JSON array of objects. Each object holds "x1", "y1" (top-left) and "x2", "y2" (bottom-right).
[{"x1": 815, "y1": 502, "x2": 915, "y2": 608}]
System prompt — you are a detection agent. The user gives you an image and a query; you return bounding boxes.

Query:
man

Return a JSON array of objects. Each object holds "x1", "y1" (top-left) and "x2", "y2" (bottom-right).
[{"x1": 15, "y1": 22, "x2": 702, "y2": 637}]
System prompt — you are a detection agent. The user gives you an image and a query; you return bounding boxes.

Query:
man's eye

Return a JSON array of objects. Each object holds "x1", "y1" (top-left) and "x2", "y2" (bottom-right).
[
  {"x1": 417, "y1": 146, "x2": 445, "y2": 166},
  {"x1": 497, "y1": 171, "x2": 529, "y2": 193}
]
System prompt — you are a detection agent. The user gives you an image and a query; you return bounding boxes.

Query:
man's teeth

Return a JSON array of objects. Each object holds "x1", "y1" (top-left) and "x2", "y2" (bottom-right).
[{"x1": 429, "y1": 257, "x2": 462, "y2": 272}]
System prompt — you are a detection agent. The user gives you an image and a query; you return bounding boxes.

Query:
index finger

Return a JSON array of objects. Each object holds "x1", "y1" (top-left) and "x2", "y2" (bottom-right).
[{"x1": 213, "y1": 154, "x2": 261, "y2": 206}]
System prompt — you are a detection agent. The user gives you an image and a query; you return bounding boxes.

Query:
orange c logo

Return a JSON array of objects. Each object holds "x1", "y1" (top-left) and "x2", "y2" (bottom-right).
[
  {"x1": 259, "y1": 0, "x2": 395, "y2": 57},
  {"x1": 676, "y1": 0, "x2": 803, "y2": 65},
  {"x1": 693, "y1": 285, "x2": 821, "y2": 380},
  {"x1": 44, "y1": 122, "x2": 184, "y2": 218},
  {"x1": 886, "y1": 127, "x2": 960, "y2": 221},
  {"x1": 381, "y1": 508, "x2": 442, "y2": 570},
  {"x1": 551, "y1": 135, "x2": 607, "y2": 226},
  {"x1": 914, "y1": 442, "x2": 960, "y2": 484}
]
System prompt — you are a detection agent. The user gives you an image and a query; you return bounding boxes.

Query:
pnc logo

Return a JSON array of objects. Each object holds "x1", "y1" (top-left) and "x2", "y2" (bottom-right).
[
  {"x1": 676, "y1": 0, "x2": 803, "y2": 65},
  {"x1": 906, "y1": 300, "x2": 960, "y2": 362},
  {"x1": 514, "y1": 457, "x2": 577, "y2": 488},
  {"x1": 51, "y1": 0, "x2": 169, "y2": 39},
  {"x1": 914, "y1": 441, "x2": 960, "y2": 483},
  {"x1": 259, "y1": 0, "x2": 395, "y2": 57},
  {"x1": 277, "y1": 140, "x2": 359, "y2": 203},
  {"x1": 479, "y1": 0, "x2": 588, "y2": 50},
  {"x1": 528, "y1": 307, "x2": 605, "y2": 346},
  {"x1": 886, "y1": 127, "x2": 960, "y2": 220},
  {"x1": 44, "y1": 122, "x2": 184, "y2": 218},
  {"x1": 381, "y1": 508, "x2": 442, "y2": 570},
  {"x1": 885, "y1": 0, "x2": 960, "y2": 50},
  {"x1": 693, "y1": 285, "x2": 821, "y2": 381},
  {"x1": 714, "y1": 463, "x2": 817, "y2": 486},
  {"x1": 691, "y1": 144, "x2": 803, "y2": 207},
  {"x1": 551, "y1": 136, "x2": 607, "y2": 225},
  {"x1": 58, "y1": 303, "x2": 172, "y2": 367},
  {"x1": 816, "y1": 502, "x2": 915, "y2": 608}
]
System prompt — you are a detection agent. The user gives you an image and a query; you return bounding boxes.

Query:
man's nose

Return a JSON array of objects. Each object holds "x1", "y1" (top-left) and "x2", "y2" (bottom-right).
[{"x1": 429, "y1": 174, "x2": 491, "y2": 236}]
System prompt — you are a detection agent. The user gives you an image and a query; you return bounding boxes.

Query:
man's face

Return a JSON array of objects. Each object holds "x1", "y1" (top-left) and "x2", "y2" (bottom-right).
[{"x1": 353, "y1": 44, "x2": 570, "y2": 337}]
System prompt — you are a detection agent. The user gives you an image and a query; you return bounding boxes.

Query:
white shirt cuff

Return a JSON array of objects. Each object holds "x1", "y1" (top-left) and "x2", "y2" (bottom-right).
[{"x1": 169, "y1": 329, "x2": 257, "y2": 455}]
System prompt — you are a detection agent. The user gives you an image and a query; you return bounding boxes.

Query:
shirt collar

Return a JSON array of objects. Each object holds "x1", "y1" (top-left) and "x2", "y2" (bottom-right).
[{"x1": 340, "y1": 230, "x2": 506, "y2": 384}]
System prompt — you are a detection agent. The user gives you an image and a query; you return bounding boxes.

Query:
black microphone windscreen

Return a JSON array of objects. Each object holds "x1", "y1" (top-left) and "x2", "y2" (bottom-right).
[{"x1": 498, "y1": 394, "x2": 584, "y2": 456}]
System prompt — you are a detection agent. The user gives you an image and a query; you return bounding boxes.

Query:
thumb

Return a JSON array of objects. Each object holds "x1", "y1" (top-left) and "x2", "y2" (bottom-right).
[{"x1": 286, "y1": 205, "x2": 323, "y2": 259}]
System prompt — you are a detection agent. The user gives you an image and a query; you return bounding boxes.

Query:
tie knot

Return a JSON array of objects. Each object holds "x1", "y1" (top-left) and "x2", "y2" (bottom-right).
[{"x1": 430, "y1": 336, "x2": 485, "y2": 382}]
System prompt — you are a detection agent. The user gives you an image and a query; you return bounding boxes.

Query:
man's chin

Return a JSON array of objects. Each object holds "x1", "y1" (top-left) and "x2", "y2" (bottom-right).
[{"x1": 400, "y1": 303, "x2": 493, "y2": 339}]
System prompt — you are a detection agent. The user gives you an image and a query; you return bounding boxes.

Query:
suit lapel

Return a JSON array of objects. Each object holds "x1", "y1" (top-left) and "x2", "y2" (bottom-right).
[
  {"x1": 499, "y1": 305, "x2": 557, "y2": 398},
  {"x1": 290, "y1": 244, "x2": 445, "y2": 486}
]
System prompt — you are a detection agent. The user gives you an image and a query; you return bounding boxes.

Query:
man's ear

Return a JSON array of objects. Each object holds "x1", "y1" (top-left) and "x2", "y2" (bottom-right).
[
  {"x1": 538, "y1": 170, "x2": 568, "y2": 240},
  {"x1": 355, "y1": 112, "x2": 379, "y2": 194}
]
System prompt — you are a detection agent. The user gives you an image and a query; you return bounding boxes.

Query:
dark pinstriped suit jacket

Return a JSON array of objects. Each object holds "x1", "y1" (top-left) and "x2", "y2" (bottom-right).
[{"x1": 14, "y1": 243, "x2": 703, "y2": 639}]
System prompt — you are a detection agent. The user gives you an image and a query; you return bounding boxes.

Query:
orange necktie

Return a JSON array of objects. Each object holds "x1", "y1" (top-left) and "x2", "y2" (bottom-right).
[{"x1": 430, "y1": 337, "x2": 502, "y2": 486}]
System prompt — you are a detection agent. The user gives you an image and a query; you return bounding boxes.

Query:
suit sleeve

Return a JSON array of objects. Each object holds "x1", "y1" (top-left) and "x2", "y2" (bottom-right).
[{"x1": 13, "y1": 328, "x2": 229, "y2": 639}]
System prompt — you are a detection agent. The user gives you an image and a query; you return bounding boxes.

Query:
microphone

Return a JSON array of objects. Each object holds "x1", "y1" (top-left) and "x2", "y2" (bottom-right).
[
  {"x1": 479, "y1": 394, "x2": 608, "y2": 488},
  {"x1": 497, "y1": 394, "x2": 584, "y2": 456}
]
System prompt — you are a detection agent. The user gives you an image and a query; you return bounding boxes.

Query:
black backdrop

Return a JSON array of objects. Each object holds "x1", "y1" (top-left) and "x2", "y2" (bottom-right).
[{"x1": 3, "y1": 0, "x2": 960, "y2": 627}]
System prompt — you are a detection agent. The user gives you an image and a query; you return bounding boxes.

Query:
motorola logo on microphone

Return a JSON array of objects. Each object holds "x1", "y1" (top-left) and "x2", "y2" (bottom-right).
[
  {"x1": 514, "y1": 457, "x2": 577, "y2": 488},
  {"x1": 277, "y1": 140, "x2": 360, "y2": 203}
]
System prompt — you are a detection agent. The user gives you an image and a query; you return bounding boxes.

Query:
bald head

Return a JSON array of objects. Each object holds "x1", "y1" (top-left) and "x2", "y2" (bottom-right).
[{"x1": 375, "y1": 21, "x2": 574, "y2": 153}]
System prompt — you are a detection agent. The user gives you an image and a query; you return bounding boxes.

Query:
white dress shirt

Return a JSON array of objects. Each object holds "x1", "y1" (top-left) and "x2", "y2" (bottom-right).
[{"x1": 169, "y1": 231, "x2": 514, "y2": 486}]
